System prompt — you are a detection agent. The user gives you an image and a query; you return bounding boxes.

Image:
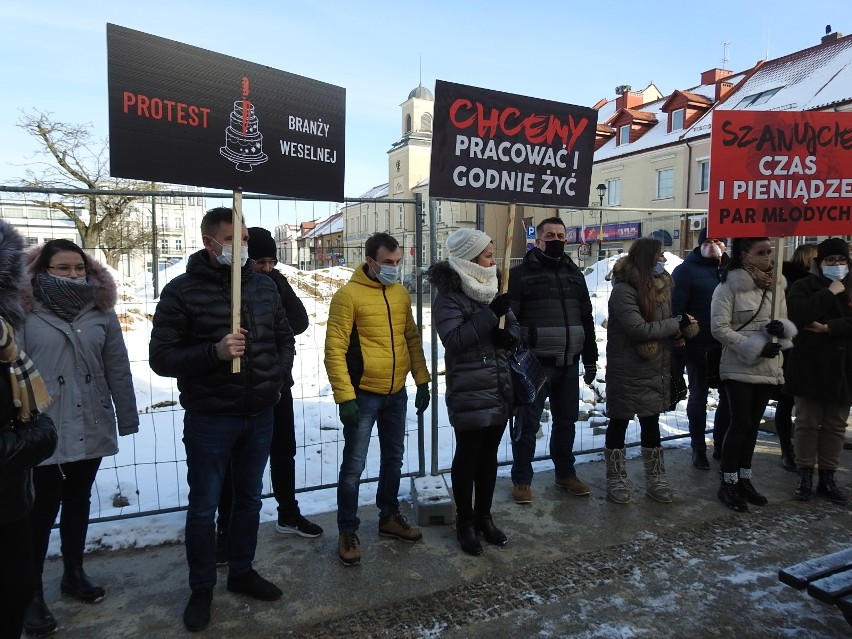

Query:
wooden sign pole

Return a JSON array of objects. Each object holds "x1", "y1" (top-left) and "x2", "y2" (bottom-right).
[
  {"x1": 499, "y1": 202, "x2": 517, "y2": 328},
  {"x1": 231, "y1": 190, "x2": 243, "y2": 374}
]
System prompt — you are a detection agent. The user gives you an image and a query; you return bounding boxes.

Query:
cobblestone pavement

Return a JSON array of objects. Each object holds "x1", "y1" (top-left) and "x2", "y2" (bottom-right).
[{"x1": 39, "y1": 440, "x2": 851, "y2": 638}]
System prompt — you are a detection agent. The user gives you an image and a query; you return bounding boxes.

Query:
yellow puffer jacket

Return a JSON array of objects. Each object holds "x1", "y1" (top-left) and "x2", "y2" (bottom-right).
[{"x1": 325, "y1": 264, "x2": 430, "y2": 403}]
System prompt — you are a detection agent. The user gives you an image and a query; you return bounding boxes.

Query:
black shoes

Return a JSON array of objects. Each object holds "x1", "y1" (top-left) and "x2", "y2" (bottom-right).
[
  {"x1": 275, "y1": 514, "x2": 324, "y2": 538},
  {"x1": 60, "y1": 565, "x2": 105, "y2": 603},
  {"x1": 738, "y1": 478, "x2": 768, "y2": 506},
  {"x1": 817, "y1": 469, "x2": 847, "y2": 505},
  {"x1": 23, "y1": 591, "x2": 57, "y2": 638},
  {"x1": 456, "y1": 521, "x2": 482, "y2": 556},
  {"x1": 794, "y1": 467, "x2": 813, "y2": 501},
  {"x1": 226, "y1": 568, "x2": 282, "y2": 601},
  {"x1": 183, "y1": 587, "x2": 213, "y2": 632},
  {"x1": 718, "y1": 481, "x2": 748, "y2": 512},
  {"x1": 692, "y1": 449, "x2": 710, "y2": 470},
  {"x1": 475, "y1": 515, "x2": 508, "y2": 547},
  {"x1": 780, "y1": 447, "x2": 797, "y2": 472}
]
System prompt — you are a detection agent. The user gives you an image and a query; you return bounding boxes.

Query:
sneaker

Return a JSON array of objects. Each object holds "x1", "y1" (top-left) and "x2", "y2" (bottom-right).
[
  {"x1": 555, "y1": 475, "x2": 590, "y2": 496},
  {"x1": 226, "y1": 569, "x2": 282, "y2": 601},
  {"x1": 275, "y1": 515, "x2": 323, "y2": 538},
  {"x1": 183, "y1": 587, "x2": 213, "y2": 632},
  {"x1": 338, "y1": 532, "x2": 361, "y2": 566},
  {"x1": 215, "y1": 528, "x2": 228, "y2": 567},
  {"x1": 378, "y1": 513, "x2": 423, "y2": 542},
  {"x1": 512, "y1": 484, "x2": 532, "y2": 504}
]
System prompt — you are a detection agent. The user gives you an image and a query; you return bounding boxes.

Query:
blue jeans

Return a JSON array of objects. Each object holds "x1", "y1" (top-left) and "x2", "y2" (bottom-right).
[
  {"x1": 183, "y1": 409, "x2": 273, "y2": 590},
  {"x1": 685, "y1": 351, "x2": 730, "y2": 451},
  {"x1": 511, "y1": 362, "x2": 579, "y2": 485},
  {"x1": 337, "y1": 389, "x2": 407, "y2": 533}
]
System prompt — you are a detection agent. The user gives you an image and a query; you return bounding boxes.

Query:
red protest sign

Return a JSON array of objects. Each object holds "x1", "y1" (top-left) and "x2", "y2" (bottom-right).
[{"x1": 708, "y1": 110, "x2": 852, "y2": 238}]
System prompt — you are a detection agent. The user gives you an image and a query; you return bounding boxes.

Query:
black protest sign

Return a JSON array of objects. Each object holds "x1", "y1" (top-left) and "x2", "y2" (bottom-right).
[
  {"x1": 429, "y1": 80, "x2": 597, "y2": 206},
  {"x1": 107, "y1": 24, "x2": 345, "y2": 200}
]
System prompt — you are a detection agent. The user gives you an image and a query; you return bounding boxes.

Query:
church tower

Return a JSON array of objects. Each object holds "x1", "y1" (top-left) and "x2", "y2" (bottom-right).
[{"x1": 387, "y1": 84, "x2": 434, "y2": 200}]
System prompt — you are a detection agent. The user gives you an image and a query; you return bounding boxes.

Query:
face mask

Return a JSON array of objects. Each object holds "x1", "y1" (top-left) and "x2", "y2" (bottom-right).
[
  {"x1": 368, "y1": 259, "x2": 399, "y2": 286},
  {"x1": 541, "y1": 240, "x2": 565, "y2": 260},
  {"x1": 821, "y1": 265, "x2": 848, "y2": 281},
  {"x1": 700, "y1": 243, "x2": 723, "y2": 259},
  {"x1": 50, "y1": 274, "x2": 89, "y2": 285},
  {"x1": 652, "y1": 260, "x2": 666, "y2": 276},
  {"x1": 212, "y1": 239, "x2": 249, "y2": 267}
]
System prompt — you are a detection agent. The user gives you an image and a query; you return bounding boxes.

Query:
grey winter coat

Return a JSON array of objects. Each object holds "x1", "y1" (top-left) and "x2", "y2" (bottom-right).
[
  {"x1": 709, "y1": 268, "x2": 796, "y2": 385},
  {"x1": 428, "y1": 261, "x2": 519, "y2": 431},
  {"x1": 605, "y1": 258, "x2": 682, "y2": 419},
  {"x1": 20, "y1": 247, "x2": 139, "y2": 466}
]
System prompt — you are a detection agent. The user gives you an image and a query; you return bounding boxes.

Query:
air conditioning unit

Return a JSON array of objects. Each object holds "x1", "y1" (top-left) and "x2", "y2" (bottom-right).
[{"x1": 689, "y1": 215, "x2": 707, "y2": 231}]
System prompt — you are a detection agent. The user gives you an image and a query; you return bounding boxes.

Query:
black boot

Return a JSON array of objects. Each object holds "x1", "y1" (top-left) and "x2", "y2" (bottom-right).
[
  {"x1": 794, "y1": 467, "x2": 813, "y2": 501},
  {"x1": 475, "y1": 514, "x2": 508, "y2": 547},
  {"x1": 61, "y1": 562, "x2": 106, "y2": 603},
  {"x1": 23, "y1": 588, "x2": 57, "y2": 638},
  {"x1": 456, "y1": 520, "x2": 482, "y2": 556},
  {"x1": 692, "y1": 449, "x2": 710, "y2": 470},
  {"x1": 738, "y1": 471, "x2": 768, "y2": 506},
  {"x1": 718, "y1": 474, "x2": 748, "y2": 512},
  {"x1": 816, "y1": 469, "x2": 847, "y2": 505},
  {"x1": 780, "y1": 443, "x2": 797, "y2": 472}
]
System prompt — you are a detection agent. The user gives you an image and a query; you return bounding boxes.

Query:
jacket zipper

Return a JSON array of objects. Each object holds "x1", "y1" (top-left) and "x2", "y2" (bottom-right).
[{"x1": 383, "y1": 287, "x2": 396, "y2": 395}]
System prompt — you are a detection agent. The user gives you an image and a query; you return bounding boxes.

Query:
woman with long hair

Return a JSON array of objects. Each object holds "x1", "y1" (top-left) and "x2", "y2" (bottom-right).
[
  {"x1": 429, "y1": 229, "x2": 519, "y2": 556},
  {"x1": 710, "y1": 237, "x2": 796, "y2": 512},
  {"x1": 21, "y1": 240, "x2": 139, "y2": 637},
  {"x1": 604, "y1": 237, "x2": 697, "y2": 504},
  {"x1": 775, "y1": 243, "x2": 818, "y2": 471}
]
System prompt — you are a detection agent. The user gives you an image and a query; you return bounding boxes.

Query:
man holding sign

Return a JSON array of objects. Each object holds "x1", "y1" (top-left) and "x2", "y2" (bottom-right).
[{"x1": 150, "y1": 207, "x2": 295, "y2": 632}]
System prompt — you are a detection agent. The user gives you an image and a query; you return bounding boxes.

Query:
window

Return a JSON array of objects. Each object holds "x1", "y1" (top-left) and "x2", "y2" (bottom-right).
[
  {"x1": 671, "y1": 108, "x2": 685, "y2": 131},
  {"x1": 698, "y1": 160, "x2": 710, "y2": 192},
  {"x1": 160, "y1": 239, "x2": 169, "y2": 251},
  {"x1": 618, "y1": 125, "x2": 630, "y2": 145},
  {"x1": 361, "y1": 214, "x2": 366, "y2": 234},
  {"x1": 26, "y1": 237, "x2": 39, "y2": 246},
  {"x1": 374, "y1": 211, "x2": 378, "y2": 232},
  {"x1": 606, "y1": 179, "x2": 621, "y2": 206},
  {"x1": 656, "y1": 168, "x2": 674, "y2": 199},
  {"x1": 436, "y1": 200, "x2": 444, "y2": 224},
  {"x1": 175, "y1": 216, "x2": 183, "y2": 229},
  {"x1": 733, "y1": 87, "x2": 782, "y2": 109},
  {"x1": 397, "y1": 206, "x2": 404, "y2": 229},
  {"x1": 405, "y1": 114, "x2": 412, "y2": 133},
  {"x1": 175, "y1": 239, "x2": 182, "y2": 251}
]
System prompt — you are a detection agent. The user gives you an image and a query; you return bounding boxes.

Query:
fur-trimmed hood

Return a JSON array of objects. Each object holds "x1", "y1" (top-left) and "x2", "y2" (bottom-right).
[
  {"x1": 610, "y1": 255, "x2": 674, "y2": 302},
  {"x1": 21, "y1": 244, "x2": 118, "y2": 313},
  {"x1": 0, "y1": 220, "x2": 27, "y2": 330}
]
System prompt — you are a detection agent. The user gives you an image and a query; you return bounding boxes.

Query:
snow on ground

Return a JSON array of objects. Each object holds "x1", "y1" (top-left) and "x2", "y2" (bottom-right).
[{"x1": 65, "y1": 253, "x2": 708, "y2": 556}]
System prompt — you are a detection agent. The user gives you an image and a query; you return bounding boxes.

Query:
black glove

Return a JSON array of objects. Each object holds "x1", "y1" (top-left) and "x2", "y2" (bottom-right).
[
  {"x1": 677, "y1": 314, "x2": 693, "y2": 329},
  {"x1": 765, "y1": 320, "x2": 785, "y2": 338},
  {"x1": 583, "y1": 366, "x2": 596, "y2": 385},
  {"x1": 489, "y1": 293, "x2": 511, "y2": 318},
  {"x1": 759, "y1": 342, "x2": 782, "y2": 358},
  {"x1": 491, "y1": 327, "x2": 517, "y2": 349}
]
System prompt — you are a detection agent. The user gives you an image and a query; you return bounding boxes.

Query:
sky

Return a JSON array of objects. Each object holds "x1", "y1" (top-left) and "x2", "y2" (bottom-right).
[{"x1": 2, "y1": 0, "x2": 851, "y2": 212}]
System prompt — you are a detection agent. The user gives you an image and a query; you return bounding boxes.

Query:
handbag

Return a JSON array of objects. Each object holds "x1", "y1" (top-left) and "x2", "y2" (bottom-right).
[
  {"x1": 668, "y1": 370, "x2": 688, "y2": 411},
  {"x1": 508, "y1": 344, "x2": 547, "y2": 405}
]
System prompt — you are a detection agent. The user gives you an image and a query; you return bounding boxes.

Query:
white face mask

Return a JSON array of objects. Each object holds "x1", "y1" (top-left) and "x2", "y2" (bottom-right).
[
  {"x1": 700, "y1": 243, "x2": 723, "y2": 259},
  {"x1": 821, "y1": 265, "x2": 848, "y2": 281},
  {"x1": 212, "y1": 239, "x2": 249, "y2": 267},
  {"x1": 652, "y1": 260, "x2": 666, "y2": 276}
]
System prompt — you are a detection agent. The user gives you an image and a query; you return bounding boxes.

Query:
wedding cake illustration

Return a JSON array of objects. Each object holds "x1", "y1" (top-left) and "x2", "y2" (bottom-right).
[{"x1": 220, "y1": 76, "x2": 268, "y2": 172}]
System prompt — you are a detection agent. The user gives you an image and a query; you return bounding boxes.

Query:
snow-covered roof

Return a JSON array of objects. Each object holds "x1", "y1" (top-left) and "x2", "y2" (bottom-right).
[{"x1": 301, "y1": 212, "x2": 343, "y2": 239}]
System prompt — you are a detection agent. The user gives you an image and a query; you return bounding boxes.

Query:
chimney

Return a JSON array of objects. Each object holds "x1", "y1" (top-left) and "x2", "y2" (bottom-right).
[
  {"x1": 716, "y1": 81, "x2": 734, "y2": 101},
  {"x1": 614, "y1": 85, "x2": 643, "y2": 111},
  {"x1": 701, "y1": 68, "x2": 732, "y2": 85},
  {"x1": 822, "y1": 28, "x2": 842, "y2": 44}
]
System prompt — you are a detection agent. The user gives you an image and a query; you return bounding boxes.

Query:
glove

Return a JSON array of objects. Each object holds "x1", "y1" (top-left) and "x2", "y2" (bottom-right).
[
  {"x1": 491, "y1": 327, "x2": 517, "y2": 349},
  {"x1": 678, "y1": 313, "x2": 693, "y2": 329},
  {"x1": 488, "y1": 293, "x2": 512, "y2": 318},
  {"x1": 759, "y1": 342, "x2": 782, "y2": 358},
  {"x1": 415, "y1": 383, "x2": 430, "y2": 415},
  {"x1": 583, "y1": 366, "x2": 597, "y2": 385},
  {"x1": 765, "y1": 320, "x2": 785, "y2": 338},
  {"x1": 339, "y1": 400, "x2": 359, "y2": 429}
]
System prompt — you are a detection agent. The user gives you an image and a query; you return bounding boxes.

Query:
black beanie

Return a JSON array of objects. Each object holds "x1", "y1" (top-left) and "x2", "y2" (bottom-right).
[
  {"x1": 248, "y1": 227, "x2": 277, "y2": 260},
  {"x1": 697, "y1": 227, "x2": 708, "y2": 247},
  {"x1": 815, "y1": 237, "x2": 849, "y2": 264}
]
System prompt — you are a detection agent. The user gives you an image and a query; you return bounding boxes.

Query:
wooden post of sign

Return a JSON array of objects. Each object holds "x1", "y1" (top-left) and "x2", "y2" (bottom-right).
[
  {"x1": 498, "y1": 202, "x2": 517, "y2": 329},
  {"x1": 771, "y1": 237, "x2": 786, "y2": 324},
  {"x1": 231, "y1": 191, "x2": 243, "y2": 374}
]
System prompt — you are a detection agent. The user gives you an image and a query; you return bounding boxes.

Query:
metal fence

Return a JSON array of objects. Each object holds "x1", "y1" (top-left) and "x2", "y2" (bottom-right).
[{"x1": 1, "y1": 185, "x2": 713, "y2": 524}]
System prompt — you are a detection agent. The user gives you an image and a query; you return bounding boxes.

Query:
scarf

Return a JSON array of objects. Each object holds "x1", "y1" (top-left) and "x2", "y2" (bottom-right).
[
  {"x1": 0, "y1": 318, "x2": 52, "y2": 422},
  {"x1": 743, "y1": 262, "x2": 774, "y2": 290},
  {"x1": 448, "y1": 256, "x2": 498, "y2": 304},
  {"x1": 34, "y1": 272, "x2": 95, "y2": 323}
]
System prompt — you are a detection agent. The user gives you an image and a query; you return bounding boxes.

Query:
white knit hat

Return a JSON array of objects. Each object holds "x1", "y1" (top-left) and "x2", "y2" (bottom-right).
[{"x1": 446, "y1": 228, "x2": 491, "y2": 261}]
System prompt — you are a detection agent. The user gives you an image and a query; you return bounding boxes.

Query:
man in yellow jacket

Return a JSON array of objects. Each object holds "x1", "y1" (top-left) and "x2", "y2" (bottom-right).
[{"x1": 325, "y1": 232, "x2": 431, "y2": 566}]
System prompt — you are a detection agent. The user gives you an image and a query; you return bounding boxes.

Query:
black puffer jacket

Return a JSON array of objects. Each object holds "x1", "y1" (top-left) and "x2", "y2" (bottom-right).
[
  {"x1": 268, "y1": 269, "x2": 309, "y2": 336},
  {"x1": 507, "y1": 248, "x2": 597, "y2": 367},
  {"x1": 149, "y1": 250, "x2": 295, "y2": 415},
  {"x1": 785, "y1": 268, "x2": 852, "y2": 404},
  {"x1": 429, "y1": 261, "x2": 519, "y2": 431}
]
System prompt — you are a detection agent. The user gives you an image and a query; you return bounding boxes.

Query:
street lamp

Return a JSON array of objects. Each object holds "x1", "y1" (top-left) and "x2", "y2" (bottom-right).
[{"x1": 596, "y1": 183, "x2": 607, "y2": 260}]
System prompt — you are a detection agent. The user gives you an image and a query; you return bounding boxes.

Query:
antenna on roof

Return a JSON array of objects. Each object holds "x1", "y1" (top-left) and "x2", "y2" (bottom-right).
[
  {"x1": 826, "y1": 24, "x2": 832, "y2": 34},
  {"x1": 721, "y1": 40, "x2": 730, "y2": 69},
  {"x1": 419, "y1": 53, "x2": 422, "y2": 88}
]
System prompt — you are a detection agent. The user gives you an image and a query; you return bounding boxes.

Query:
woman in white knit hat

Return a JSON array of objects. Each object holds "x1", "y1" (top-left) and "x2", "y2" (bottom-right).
[{"x1": 427, "y1": 228, "x2": 520, "y2": 556}]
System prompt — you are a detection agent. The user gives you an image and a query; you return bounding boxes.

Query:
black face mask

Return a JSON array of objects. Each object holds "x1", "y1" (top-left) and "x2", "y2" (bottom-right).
[{"x1": 542, "y1": 240, "x2": 565, "y2": 260}]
